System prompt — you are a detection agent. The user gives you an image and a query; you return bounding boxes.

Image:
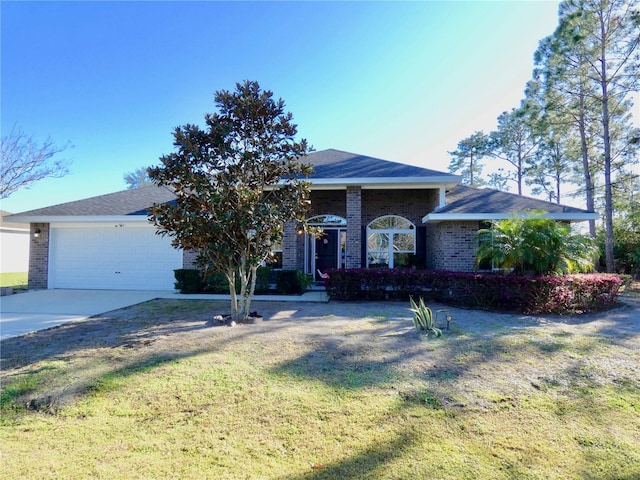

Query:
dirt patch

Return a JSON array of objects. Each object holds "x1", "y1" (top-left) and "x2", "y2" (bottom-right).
[{"x1": 2, "y1": 289, "x2": 639, "y2": 412}]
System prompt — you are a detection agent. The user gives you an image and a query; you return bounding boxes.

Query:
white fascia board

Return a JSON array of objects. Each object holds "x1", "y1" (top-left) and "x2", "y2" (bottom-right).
[
  {"x1": 306, "y1": 176, "x2": 461, "y2": 190},
  {"x1": 422, "y1": 212, "x2": 600, "y2": 223},
  {"x1": 7, "y1": 215, "x2": 152, "y2": 224}
]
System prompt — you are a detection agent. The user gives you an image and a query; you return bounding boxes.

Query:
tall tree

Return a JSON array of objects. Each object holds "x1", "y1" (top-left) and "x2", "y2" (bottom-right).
[
  {"x1": 529, "y1": 35, "x2": 602, "y2": 236},
  {"x1": 487, "y1": 107, "x2": 537, "y2": 195},
  {"x1": 448, "y1": 131, "x2": 490, "y2": 187},
  {"x1": 0, "y1": 127, "x2": 71, "y2": 198},
  {"x1": 551, "y1": 0, "x2": 639, "y2": 271},
  {"x1": 123, "y1": 166, "x2": 153, "y2": 189},
  {"x1": 149, "y1": 81, "x2": 313, "y2": 321}
]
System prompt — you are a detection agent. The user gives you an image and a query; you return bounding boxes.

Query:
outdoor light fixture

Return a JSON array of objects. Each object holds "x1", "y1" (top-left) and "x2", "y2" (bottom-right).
[{"x1": 33, "y1": 228, "x2": 41, "y2": 238}]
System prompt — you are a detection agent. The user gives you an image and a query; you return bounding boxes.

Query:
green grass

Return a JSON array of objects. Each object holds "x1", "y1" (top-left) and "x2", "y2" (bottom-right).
[
  {"x1": 0, "y1": 271, "x2": 27, "y2": 288},
  {"x1": 1, "y1": 299, "x2": 639, "y2": 479}
]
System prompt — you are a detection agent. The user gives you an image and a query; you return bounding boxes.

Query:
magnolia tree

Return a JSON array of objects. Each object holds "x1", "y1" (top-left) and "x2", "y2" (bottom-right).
[{"x1": 149, "y1": 81, "x2": 313, "y2": 320}]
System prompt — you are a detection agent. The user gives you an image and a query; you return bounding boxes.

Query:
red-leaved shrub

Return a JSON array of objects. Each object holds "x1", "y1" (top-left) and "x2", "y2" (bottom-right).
[{"x1": 324, "y1": 269, "x2": 623, "y2": 314}]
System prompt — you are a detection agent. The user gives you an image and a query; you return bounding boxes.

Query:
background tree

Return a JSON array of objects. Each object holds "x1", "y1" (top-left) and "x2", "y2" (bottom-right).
[
  {"x1": 0, "y1": 126, "x2": 71, "y2": 198},
  {"x1": 123, "y1": 167, "x2": 153, "y2": 189},
  {"x1": 149, "y1": 81, "x2": 313, "y2": 320},
  {"x1": 448, "y1": 131, "x2": 490, "y2": 187},
  {"x1": 534, "y1": 0, "x2": 639, "y2": 271},
  {"x1": 486, "y1": 107, "x2": 537, "y2": 196}
]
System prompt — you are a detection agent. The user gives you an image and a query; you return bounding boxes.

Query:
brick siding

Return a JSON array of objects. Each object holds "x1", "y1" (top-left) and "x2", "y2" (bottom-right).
[
  {"x1": 182, "y1": 250, "x2": 198, "y2": 269},
  {"x1": 426, "y1": 221, "x2": 480, "y2": 271},
  {"x1": 345, "y1": 187, "x2": 362, "y2": 268},
  {"x1": 28, "y1": 223, "x2": 49, "y2": 289},
  {"x1": 361, "y1": 189, "x2": 439, "y2": 226}
]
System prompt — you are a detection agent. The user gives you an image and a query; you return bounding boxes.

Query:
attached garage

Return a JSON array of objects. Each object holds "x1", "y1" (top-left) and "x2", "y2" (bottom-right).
[{"x1": 48, "y1": 223, "x2": 182, "y2": 290}]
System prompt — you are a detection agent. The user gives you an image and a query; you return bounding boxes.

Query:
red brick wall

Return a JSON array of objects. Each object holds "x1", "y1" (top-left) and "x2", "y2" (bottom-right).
[
  {"x1": 426, "y1": 221, "x2": 480, "y2": 271},
  {"x1": 361, "y1": 189, "x2": 439, "y2": 226},
  {"x1": 309, "y1": 190, "x2": 346, "y2": 218},
  {"x1": 28, "y1": 223, "x2": 49, "y2": 289}
]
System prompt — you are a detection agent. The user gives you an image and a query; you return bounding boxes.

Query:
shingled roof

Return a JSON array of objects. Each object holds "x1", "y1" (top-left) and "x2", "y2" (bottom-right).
[
  {"x1": 9, "y1": 184, "x2": 176, "y2": 218},
  {"x1": 7, "y1": 151, "x2": 597, "y2": 223},
  {"x1": 423, "y1": 185, "x2": 598, "y2": 222},
  {"x1": 305, "y1": 149, "x2": 452, "y2": 178}
]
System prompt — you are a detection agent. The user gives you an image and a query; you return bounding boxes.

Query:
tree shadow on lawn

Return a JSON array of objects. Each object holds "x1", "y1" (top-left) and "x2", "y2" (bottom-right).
[
  {"x1": 0, "y1": 299, "x2": 229, "y2": 370},
  {"x1": 2, "y1": 297, "x2": 638, "y2": 413},
  {"x1": 281, "y1": 432, "x2": 417, "y2": 480}
]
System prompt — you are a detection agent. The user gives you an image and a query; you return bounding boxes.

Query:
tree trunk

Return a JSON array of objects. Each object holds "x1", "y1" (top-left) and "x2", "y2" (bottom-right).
[
  {"x1": 226, "y1": 267, "x2": 238, "y2": 318},
  {"x1": 578, "y1": 92, "x2": 597, "y2": 238},
  {"x1": 599, "y1": 17, "x2": 615, "y2": 273},
  {"x1": 235, "y1": 260, "x2": 258, "y2": 321}
]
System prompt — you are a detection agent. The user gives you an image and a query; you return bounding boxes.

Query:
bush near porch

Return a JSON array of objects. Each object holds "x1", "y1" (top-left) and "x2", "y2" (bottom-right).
[
  {"x1": 324, "y1": 269, "x2": 626, "y2": 314},
  {"x1": 174, "y1": 268, "x2": 311, "y2": 295}
]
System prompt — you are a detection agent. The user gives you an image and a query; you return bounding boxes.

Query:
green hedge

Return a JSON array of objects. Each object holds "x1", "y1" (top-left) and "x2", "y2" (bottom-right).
[
  {"x1": 174, "y1": 267, "x2": 310, "y2": 295},
  {"x1": 324, "y1": 269, "x2": 624, "y2": 314}
]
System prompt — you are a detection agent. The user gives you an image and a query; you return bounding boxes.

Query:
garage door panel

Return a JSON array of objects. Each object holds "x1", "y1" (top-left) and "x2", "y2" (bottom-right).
[{"x1": 50, "y1": 226, "x2": 182, "y2": 290}]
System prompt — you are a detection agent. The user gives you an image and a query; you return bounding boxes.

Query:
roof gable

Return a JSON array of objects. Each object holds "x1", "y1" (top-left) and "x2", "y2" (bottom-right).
[{"x1": 306, "y1": 149, "x2": 452, "y2": 179}]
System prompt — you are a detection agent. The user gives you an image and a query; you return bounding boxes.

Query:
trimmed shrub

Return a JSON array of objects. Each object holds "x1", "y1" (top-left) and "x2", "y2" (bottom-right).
[
  {"x1": 324, "y1": 269, "x2": 624, "y2": 314},
  {"x1": 178, "y1": 267, "x2": 272, "y2": 294},
  {"x1": 174, "y1": 269, "x2": 203, "y2": 294},
  {"x1": 276, "y1": 270, "x2": 311, "y2": 294}
]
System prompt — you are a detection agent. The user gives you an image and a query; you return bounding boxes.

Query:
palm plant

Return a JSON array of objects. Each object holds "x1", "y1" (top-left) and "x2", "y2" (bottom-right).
[{"x1": 476, "y1": 211, "x2": 597, "y2": 275}]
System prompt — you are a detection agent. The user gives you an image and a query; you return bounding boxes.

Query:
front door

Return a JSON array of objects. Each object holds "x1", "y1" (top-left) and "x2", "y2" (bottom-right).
[{"x1": 315, "y1": 230, "x2": 338, "y2": 280}]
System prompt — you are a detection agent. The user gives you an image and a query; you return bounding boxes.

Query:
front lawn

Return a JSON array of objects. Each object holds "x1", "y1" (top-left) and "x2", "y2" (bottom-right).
[
  {"x1": 1, "y1": 297, "x2": 638, "y2": 479},
  {"x1": 0, "y1": 271, "x2": 27, "y2": 288}
]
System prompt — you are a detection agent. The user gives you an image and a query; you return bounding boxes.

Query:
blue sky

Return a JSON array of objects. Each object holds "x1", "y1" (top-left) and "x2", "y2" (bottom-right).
[{"x1": 1, "y1": 0, "x2": 563, "y2": 213}]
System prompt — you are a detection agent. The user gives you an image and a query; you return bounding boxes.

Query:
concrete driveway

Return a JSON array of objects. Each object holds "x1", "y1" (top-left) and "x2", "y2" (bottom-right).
[{"x1": 0, "y1": 290, "x2": 166, "y2": 340}]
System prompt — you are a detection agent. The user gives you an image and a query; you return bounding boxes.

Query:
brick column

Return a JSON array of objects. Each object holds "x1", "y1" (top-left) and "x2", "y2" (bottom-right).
[
  {"x1": 28, "y1": 223, "x2": 49, "y2": 289},
  {"x1": 282, "y1": 220, "x2": 304, "y2": 271},
  {"x1": 182, "y1": 250, "x2": 198, "y2": 268},
  {"x1": 345, "y1": 186, "x2": 362, "y2": 269}
]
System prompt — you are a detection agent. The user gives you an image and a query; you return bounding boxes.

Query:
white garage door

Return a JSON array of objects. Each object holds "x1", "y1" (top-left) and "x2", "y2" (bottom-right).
[{"x1": 49, "y1": 224, "x2": 183, "y2": 290}]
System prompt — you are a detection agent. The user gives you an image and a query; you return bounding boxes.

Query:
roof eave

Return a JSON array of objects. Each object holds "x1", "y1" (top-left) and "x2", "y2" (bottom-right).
[
  {"x1": 306, "y1": 176, "x2": 461, "y2": 190},
  {"x1": 422, "y1": 212, "x2": 600, "y2": 223},
  {"x1": 6, "y1": 215, "x2": 152, "y2": 224}
]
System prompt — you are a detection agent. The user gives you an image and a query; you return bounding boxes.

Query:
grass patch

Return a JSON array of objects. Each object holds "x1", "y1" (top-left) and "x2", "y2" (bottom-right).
[
  {"x1": 0, "y1": 271, "x2": 27, "y2": 288},
  {"x1": 1, "y1": 299, "x2": 638, "y2": 479}
]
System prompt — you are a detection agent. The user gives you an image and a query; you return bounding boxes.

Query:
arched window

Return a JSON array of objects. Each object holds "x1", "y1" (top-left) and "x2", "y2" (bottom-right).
[
  {"x1": 367, "y1": 215, "x2": 416, "y2": 268},
  {"x1": 306, "y1": 215, "x2": 347, "y2": 227}
]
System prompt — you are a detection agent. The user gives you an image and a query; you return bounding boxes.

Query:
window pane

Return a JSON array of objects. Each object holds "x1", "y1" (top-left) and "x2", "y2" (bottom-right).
[
  {"x1": 367, "y1": 232, "x2": 389, "y2": 250},
  {"x1": 368, "y1": 252, "x2": 389, "y2": 268},
  {"x1": 393, "y1": 217, "x2": 412, "y2": 229},
  {"x1": 394, "y1": 252, "x2": 412, "y2": 268},
  {"x1": 393, "y1": 233, "x2": 414, "y2": 251},
  {"x1": 369, "y1": 215, "x2": 413, "y2": 230},
  {"x1": 370, "y1": 217, "x2": 394, "y2": 229}
]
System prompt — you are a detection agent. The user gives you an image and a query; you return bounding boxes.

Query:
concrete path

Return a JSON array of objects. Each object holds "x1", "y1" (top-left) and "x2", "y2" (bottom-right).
[{"x1": 0, "y1": 289, "x2": 329, "y2": 340}]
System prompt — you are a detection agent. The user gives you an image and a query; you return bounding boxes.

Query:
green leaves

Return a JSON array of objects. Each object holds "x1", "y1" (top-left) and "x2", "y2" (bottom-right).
[
  {"x1": 409, "y1": 297, "x2": 443, "y2": 338},
  {"x1": 148, "y1": 80, "x2": 313, "y2": 319},
  {"x1": 475, "y1": 211, "x2": 598, "y2": 275}
]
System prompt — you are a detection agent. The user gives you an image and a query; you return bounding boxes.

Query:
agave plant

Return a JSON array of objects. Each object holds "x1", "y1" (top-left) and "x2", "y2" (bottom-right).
[{"x1": 409, "y1": 297, "x2": 443, "y2": 337}]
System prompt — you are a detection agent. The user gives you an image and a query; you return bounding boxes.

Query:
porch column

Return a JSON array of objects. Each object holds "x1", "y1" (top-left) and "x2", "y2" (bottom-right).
[
  {"x1": 345, "y1": 186, "x2": 362, "y2": 269},
  {"x1": 282, "y1": 220, "x2": 304, "y2": 271},
  {"x1": 29, "y1": 223, "x2": 49, "y2": 289}
]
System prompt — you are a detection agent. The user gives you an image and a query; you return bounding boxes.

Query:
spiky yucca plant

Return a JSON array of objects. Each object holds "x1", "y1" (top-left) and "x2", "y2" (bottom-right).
[{"x1": 409, "y1": 297, "x2": 442, "y2": 337}]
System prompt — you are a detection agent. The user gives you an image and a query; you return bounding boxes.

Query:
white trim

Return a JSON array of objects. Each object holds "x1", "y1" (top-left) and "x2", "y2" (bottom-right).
[
  {"x1": 268, "y1": 176, "x2": 461, "y2": 191},
  {"x1": 7, "y1": 215, "x2": 152, "y2": 224},
  {"x1": 310, "y1": 177, "x2": 461, "y2": 190},
  {"x1": 366, "y1": 215, "x2": 416, "y2": 269},
  {"x1": 422, "y1": 212, "x2": 600, "y2": 223}
]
